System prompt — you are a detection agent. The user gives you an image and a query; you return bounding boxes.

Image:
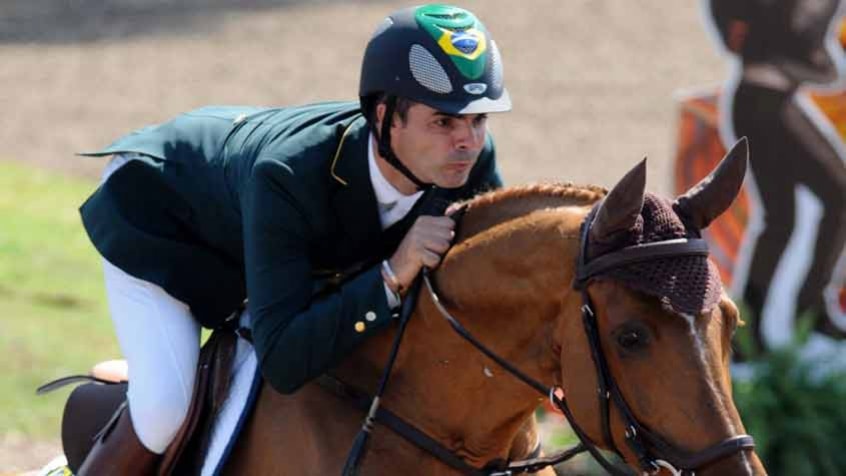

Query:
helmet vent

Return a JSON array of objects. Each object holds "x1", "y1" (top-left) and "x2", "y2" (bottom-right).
[
  {"x1": 409, "y1": 44, "x2": 454, "y2": 94},
  {"x1": 424, "y1": 12, "x2": 467, "y2": 20},
  {"x1": 490, "y1": 40, "x2": 503, "y2": 91},
  {"x1": 371, "y1": 17, "x2": 394, "y2": 39},
  {"x1": 422, "y1": 12, "x2": 470, "y2": 31}
]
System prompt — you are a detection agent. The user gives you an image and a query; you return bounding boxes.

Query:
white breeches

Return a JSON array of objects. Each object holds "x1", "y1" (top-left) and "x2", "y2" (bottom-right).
[
  {"x1": 101, "y1": 154, "x2": 200, "y2": 454},
  {"x1": 103, "y1": 260, "x2": 200, "y2": 454}
]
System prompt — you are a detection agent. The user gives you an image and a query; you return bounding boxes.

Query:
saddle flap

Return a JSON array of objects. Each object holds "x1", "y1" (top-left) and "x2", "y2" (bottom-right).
[
  {"x1": 54, "y1": 329, "x2": 240, "y2": 475},
  {"x1": 61, "y1": 381, "x2": 128, "y2": 473},
  {"x1": 158, "y1": 329, "x2": 238, "y2": 475}
]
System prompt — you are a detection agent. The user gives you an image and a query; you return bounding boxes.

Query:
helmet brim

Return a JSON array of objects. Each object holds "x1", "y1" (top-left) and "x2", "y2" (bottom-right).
[{"x1": 421, "y1": 88, "x2": 512, "y2": 115}]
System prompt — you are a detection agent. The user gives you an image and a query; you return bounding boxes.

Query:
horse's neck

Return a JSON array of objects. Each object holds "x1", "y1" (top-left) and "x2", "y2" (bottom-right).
[
  {"x1": 336, "y1": 205, "x2": 589, "y2": 467},
  {"x1": 456, "y1": 184, "x2": 600, "y2": 242}
]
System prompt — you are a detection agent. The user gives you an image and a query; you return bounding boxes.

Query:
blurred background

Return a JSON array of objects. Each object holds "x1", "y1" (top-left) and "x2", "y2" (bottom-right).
[
  {"x1": 1, "y1": 1, "x2": 844, "y2": 475},
  {"x1": 0, "y1": 0, "x2": 723, "y2": 189}
]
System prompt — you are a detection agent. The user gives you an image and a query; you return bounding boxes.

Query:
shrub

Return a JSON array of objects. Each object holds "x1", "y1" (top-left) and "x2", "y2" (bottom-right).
[{"x1": 733, "y1": 346, "x2": 846, "y2": 476}]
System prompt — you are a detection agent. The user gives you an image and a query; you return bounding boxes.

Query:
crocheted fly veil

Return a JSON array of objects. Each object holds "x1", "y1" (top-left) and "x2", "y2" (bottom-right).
[
  {"x1": 586, "y1": 193, "x2": 723, "y2": 315},
  {"x1": 582, "y1": 138, "x2": 750, "y2": 316}
]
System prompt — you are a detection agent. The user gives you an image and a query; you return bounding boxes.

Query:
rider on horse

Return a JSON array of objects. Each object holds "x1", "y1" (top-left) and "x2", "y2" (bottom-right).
[{"x1": 74, "y1": 4, "x2": 511, "y2": 474}]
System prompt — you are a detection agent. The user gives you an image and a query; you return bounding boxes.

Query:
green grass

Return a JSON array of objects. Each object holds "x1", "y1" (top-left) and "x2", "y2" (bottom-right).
[{"x1": 0, "y1": 161, "x2": 118, "y2": 439}]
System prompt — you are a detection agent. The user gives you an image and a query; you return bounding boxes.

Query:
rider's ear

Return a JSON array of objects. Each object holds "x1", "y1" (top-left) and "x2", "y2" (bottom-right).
[
  {"x1": 590, "y1": 158, "x2": 646, "y2": 244},
  {"x1": 375, "y1": 103, "x2": 387, "y2": 130},
  {"x1": 673, "y1": 137, "x2": 749, "y2": 230}
]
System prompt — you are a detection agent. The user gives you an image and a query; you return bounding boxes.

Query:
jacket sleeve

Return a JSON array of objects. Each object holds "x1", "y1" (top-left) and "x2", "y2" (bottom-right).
[{"x1": 243, "y1": 159, "x2": 396, "y2": 394}]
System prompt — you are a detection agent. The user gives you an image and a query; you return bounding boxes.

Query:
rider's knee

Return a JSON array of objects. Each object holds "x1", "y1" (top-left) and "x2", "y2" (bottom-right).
[{"x1": 129, "y1": 382, "x2": 192, "y2": 453}]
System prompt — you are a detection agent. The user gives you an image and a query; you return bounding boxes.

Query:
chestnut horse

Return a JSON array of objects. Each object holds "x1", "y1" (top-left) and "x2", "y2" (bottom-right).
[{"x1": 224, "y1": 141, "x2": 766, "y2": 475}]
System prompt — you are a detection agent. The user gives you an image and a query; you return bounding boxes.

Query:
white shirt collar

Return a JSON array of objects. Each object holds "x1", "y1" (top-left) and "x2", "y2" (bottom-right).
[{"x1": 368, "y1": 134, "x2": 424, "y2": 229}]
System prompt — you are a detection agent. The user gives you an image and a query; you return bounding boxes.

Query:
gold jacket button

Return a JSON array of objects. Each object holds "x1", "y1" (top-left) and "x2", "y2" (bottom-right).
[
  {"x1": 365, "y1": 311, "x2": 377, "y2": 322},
  {"x1": 355, "y1": 321, "x2": 366, "y2": 333}
]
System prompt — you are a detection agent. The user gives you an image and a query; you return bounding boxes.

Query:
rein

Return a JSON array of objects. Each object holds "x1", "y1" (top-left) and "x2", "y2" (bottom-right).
[
  {"x1": 338, "y1": 268, "x2": 574, "y2": 476},
  {"x1": 339, "y1": 198, "x2": 755, "y2": 475}
]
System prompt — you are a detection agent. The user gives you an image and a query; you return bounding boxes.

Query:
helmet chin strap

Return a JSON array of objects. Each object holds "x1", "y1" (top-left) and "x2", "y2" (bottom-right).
[{"x1": 376, "y1": 96, "x2": 433, "y2": 191}]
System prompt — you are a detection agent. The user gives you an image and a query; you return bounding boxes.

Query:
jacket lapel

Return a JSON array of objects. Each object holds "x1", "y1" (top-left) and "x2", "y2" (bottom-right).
[
  {"x1": 328, "y1": 117, "x2": 384, "y2": 264},
  {"x1": 328, "y1": 118, "x2": 444, "y2": 267}
]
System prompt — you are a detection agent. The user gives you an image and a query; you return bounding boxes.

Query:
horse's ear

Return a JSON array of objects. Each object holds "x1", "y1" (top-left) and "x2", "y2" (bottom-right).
[
  {"x1": 591, "y1": 158, "x2": 646, "y2": 243},
  {"x1": 674, "y1": 137, "x2": 749, "y2": 230}
]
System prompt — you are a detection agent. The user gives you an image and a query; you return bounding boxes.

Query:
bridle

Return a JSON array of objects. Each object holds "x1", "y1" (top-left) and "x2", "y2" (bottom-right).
[
  {"x1": 567, "y1": 202, "x2": 756, "y2": 475},
  {"x1": 338, "y1": 199, "x2": 755, "y2": 476}
]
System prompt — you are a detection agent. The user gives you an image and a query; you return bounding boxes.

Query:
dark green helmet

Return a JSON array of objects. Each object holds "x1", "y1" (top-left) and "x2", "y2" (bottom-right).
[{"x1": 359, "y1": 4, "x2": 511, "y2": 115}]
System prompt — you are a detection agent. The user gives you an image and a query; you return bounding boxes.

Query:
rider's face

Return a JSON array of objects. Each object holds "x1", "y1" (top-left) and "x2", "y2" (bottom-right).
[{"x1": 376, "y1": 102, "x2": 488, "y2": 194}]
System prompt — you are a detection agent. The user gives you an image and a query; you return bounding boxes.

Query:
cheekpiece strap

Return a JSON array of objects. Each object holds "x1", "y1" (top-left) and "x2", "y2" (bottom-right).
[{"x1": 376, "y1": 96, "x2": 432, "y2": 191}]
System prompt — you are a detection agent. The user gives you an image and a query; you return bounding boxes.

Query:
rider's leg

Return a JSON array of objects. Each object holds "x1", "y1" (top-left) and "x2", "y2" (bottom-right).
[
  {"x1": 76, "y1": 403, "x2": 158, "y2": 476},
  {"x1": 740, "y1": 169, "x2": 795, "y2": 354},
  {"x1": 777, "y1": 102, "x2": 846, "y2": 338},
  {"x1": 106, "y1": 258, "x2": 201, "y2": 452},
  {"x1": 795, "y1": 151, "x2": 846, "y2": 337},
  {"x1": 78, "y1": 259, "x2": 201, "y2": 474},
  {"x1": 731, "y1": 84, "x2": 795, "y2": 356}
]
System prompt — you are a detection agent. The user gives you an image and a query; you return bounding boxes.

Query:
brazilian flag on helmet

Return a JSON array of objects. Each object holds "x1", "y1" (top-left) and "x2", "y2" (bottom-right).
[{"x1": 359, "y1": 4, "x2": 511, "y2": 115}]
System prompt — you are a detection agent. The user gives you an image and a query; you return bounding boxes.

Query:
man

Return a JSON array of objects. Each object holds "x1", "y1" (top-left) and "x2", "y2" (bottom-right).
[{"x1": 74, "y1": 4, "x2": 511, "y2": 474}]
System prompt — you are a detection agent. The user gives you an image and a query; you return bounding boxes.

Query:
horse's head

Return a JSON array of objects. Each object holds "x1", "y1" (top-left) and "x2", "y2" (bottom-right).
[
  {"x1": 336, "y1": 139, "x2": 764, "y2": 475},
  {"x1": 423, "y1": 138, "x2": 764, "y2": 474},
  {"x1": 557, "y1": 137, "x2": 765, "y2": 475}
]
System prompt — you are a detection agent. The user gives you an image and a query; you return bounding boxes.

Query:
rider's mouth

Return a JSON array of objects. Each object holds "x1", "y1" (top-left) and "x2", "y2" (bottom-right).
[{"x1": 445, "y1": 162, "x2": 472, "y2": 173}]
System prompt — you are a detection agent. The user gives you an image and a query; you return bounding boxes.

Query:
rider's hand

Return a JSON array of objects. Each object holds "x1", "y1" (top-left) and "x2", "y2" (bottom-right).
[{"x1": 388, "y1": 215, "x2": 456, "y2": 292}]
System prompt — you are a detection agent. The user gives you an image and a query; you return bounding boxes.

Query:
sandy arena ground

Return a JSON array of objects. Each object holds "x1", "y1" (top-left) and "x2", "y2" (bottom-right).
[
  {"x1": 0, "y1": 0, "x2": 726, "y2": 191},
  {"x1": 0, "y1": 0, "x2": 725, "y2": 471}
]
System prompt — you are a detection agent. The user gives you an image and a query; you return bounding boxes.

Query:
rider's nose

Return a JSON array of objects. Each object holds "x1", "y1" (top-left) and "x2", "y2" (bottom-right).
[{"x1": 453, "y1": 120, "x2": 482, "y2": 151}]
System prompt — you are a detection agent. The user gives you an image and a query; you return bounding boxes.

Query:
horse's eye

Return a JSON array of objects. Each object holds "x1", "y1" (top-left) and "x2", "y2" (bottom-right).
[{"x1": 617, "y1": 330, "x2": 643, "y2": 350}]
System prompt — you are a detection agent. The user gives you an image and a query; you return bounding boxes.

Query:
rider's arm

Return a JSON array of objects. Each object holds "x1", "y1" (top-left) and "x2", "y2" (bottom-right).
[
  {"x1": 244, "y1": 134, "x2": 500, "y2": 395},
  {"x1": 243, "y1": 159, "x2": 398, "y2": 395}
]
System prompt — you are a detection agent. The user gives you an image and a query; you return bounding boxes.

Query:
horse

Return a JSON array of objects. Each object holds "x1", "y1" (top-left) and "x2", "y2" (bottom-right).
[{"x1": 222, "y1": 138, "x2": 766, "y2": 475}]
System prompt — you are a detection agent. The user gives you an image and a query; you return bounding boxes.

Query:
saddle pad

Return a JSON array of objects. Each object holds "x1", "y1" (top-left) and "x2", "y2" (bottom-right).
[{"x1": 201, "y1": 328, "x2": 262, "y2": 476}]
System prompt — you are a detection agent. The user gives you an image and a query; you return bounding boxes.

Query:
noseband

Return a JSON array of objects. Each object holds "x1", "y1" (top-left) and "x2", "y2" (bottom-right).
[{"x1": 340, "y1": 200, "x2": 755, "y2": 476}]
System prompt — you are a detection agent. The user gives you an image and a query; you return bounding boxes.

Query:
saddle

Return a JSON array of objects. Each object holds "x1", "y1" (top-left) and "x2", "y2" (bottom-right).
[{"x1": 38, "y1": 329, "x2": 239, "y2": 475}]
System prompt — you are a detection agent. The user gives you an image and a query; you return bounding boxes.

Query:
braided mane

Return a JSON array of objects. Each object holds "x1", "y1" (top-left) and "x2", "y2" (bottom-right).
[
  {"x1": 453, "y1": 182, "x2": 607, "y2": 242},
  {"x1": 466, "y1": 182, "x2": 606, "y2": 210}
]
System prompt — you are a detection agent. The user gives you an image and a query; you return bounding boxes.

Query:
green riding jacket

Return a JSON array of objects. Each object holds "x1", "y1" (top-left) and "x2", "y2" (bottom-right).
[{"x1": 79, "y1": 101, "x2": 502, "y2": 394}]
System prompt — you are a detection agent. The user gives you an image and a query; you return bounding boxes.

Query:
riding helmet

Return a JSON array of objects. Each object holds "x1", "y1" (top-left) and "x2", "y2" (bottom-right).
[{"x1": 359, "y1": 4, "x2": 511, "y2": 116}]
